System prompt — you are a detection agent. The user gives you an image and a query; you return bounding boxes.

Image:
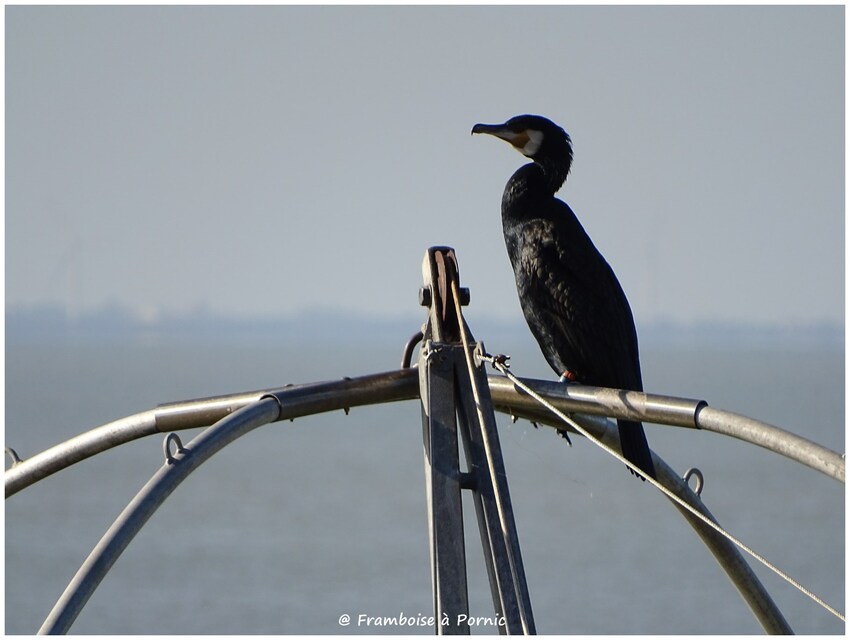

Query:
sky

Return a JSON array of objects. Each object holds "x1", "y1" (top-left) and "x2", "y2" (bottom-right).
[{"x1": 5, "y1": 5, "x2": 845, "y2": 328}]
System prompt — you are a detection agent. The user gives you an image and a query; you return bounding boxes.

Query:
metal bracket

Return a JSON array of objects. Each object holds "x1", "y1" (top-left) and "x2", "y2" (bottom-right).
[{"x1": 418, "y1": 246, "x2": 535, "y2": 635}]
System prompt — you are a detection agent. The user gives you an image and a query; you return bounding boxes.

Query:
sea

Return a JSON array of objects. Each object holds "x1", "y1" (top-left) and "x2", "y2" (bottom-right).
[{"x1": 4, "y1": 320, "x2": 845, "y2": 635}]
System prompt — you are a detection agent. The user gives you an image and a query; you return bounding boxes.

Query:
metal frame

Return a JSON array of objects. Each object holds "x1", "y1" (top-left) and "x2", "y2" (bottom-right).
[
  {"x1": 37, "y1": 399, "x2": 282, "y2": 635},
  {"x1": 6, "y1": 370, "x2": 841, "y2": 499},
  {"x1": 5, "y1": 245, "x2": 845, "y2": 635},
  {"x1": 418, "y1": 247, "x2": 535, "y2": 634},
  {"x1": 486, "y1": 378, "x2": 844, "y2": 482}
]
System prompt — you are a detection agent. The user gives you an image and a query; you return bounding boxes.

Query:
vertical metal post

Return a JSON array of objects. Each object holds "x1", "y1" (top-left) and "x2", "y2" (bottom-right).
[
  {"x1": 418, "y1": 246, "x2": 535, "y2": 635},
  {"x1": 420, "y1": 343, "x2": 470, "y2": 634}
]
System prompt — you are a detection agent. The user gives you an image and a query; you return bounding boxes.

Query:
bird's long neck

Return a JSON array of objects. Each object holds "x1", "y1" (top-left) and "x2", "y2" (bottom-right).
[
  {"x1": 535, "y1": 153, "x2": 571, "y2": 194},
  {"x1": 501, "y1": 154, "x2": 571, "y2": 224},
  {"x1": 537, "y1": 130, "x2": 573, "y2": 189}
]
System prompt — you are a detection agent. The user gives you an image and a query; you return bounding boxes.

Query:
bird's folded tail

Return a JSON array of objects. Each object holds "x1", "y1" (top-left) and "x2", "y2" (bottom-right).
[{"x1": 617, "y1": 420, "x2": 656, "y2": 481}]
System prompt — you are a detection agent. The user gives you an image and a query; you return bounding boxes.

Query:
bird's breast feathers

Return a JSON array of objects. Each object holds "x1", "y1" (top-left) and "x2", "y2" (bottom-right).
[{"x1": 511, "y1": 219, "x2": 562, "y2": 283}]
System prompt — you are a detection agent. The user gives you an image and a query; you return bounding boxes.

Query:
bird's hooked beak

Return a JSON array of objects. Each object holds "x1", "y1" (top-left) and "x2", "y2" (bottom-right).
[
  {"x1": 472, "y1": 122, "x2": 543, "y2": 158},
  {"x1": 471, "y1": 122, "x2": 527, "y2": 146}
]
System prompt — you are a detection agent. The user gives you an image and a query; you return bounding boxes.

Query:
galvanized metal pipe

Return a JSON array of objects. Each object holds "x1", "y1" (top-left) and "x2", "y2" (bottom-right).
[
  {"x1": 696, "y1": 405, "x2": 844, "y2": 482},
  {"x1": 488, "y1": 376, "x2": 706, "y2": 428},
  {"x1": 36, "y1": 370, "x2": 422, "y2": 634},
  {"x1": 5, "y1": 411, "x2": 160, "y2": 498},
  {"x1": 8, "y1": 371, "x2": 843, "y2": 498},
  {"x1": 15, "y1": 367, "x2": 830, "y2": 634},
  {"x1": 6, "y1": 370, "x2": 420, "y2": 498},
  {"x1": 655, "y1": 444, "x2": 794, "y2": 634},
  {"x1": 8, "y1": 369, "x2": 843, "y2": 502},
  {"x1": 486, "y1": 375, "x2": 844, "y2": 483},
  {"x1": 550, "y1": 412, "x2": 793, "y2": 635},
  {"x1": 37, "y1": 398, "x2": 282, "y2": 635}
]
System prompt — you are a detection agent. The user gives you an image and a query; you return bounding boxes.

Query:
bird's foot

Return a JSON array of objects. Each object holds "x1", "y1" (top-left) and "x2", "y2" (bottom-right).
[
  {"x1": 556, "y1": 371, "x2": 576, "y2": 444},
  {"x1": 558, "y1": 369, "x2": 579, "y2": 384}
]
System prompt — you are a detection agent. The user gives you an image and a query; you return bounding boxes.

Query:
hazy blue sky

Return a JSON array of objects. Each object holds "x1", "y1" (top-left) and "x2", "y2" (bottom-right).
[{"x1": 6, "y1": 6, "x2": 844, "y2": 327}]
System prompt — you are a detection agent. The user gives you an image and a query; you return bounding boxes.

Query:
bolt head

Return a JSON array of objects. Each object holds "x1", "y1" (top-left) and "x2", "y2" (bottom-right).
[{"x1": 419, "y1": 286, "x2": 432, "y2": 307}]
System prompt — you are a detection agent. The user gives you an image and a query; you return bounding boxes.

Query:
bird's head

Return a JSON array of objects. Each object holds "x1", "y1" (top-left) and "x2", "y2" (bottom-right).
[{"x1": 471, "y1": 114, "x2": 571, "y2": 161}]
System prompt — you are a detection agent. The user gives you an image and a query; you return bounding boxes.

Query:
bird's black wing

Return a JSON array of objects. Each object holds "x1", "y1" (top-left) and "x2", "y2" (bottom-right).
[{"x1": 510, "y1": 201, "x2": 642, "y2": 391}]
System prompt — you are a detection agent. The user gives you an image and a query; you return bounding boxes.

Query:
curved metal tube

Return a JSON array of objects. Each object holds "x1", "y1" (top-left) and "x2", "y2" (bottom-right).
[
  {"x1": 5, "y1": 410, "x2": 160, "y2": 498},
  {"x1": 565, "y1": 412, "x2": 792, "y2": 634},
  {"x1": 38, "y1": 398, "x2": 282, "y2": 635},
  {"x1": 21, "y1": 368, "x2": 830, "y2": 634},
  {"x1": 6, "y1": 369, "x2": 420, "y2": 498},
  {"x1": 37, "y1": 371, "x2": 422, "y2": 634},
  {"x1": 656, "y1": 449, "x2": 793, "y2": 633},
  {"x1": 38, "y1": 396, "x2": 793, "y2": 635},
  {"x1": 8, "y1": 370, "x2": 843, "y2": 498},
  {"x1": 8, "y1": 370, "x2": 842, "y2": 500},
  {"x1": 696, "y1": 405, "x2": 844, "y2": 482},
  {"x1": 487, "y1": 375, "x2": 845, "y2": 483}
]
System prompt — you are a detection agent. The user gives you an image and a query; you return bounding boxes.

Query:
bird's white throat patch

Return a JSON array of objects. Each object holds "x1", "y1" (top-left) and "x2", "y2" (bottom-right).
[
  {"x1": 495, "y1": 128, "x2": 545, "y2": 158},
  {"x1": 522, "y1": 129, "x2": 544, "y2": 157}
]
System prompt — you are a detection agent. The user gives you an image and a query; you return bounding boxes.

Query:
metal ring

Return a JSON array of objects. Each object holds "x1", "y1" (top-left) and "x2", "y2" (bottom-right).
[
  {"x1": 401, "y1": 330, "x2": 424, "y2": 368},
  {"x1": 163, "y1": 433, "x2": 187, "y2": 465},
  {"x1": 683, "y1": 467, "x2": 704, "y2": 496}
]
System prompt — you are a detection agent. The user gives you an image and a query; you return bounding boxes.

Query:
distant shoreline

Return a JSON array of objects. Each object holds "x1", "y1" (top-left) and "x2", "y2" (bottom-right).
[{"x1": 6, "y1": 304, "x2": 843, "y2": 350}]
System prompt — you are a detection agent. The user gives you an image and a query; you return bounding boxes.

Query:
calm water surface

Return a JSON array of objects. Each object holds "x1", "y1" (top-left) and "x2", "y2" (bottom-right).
[{"x1": 5, "y1": 335, "x2": 845, "y2": 634}]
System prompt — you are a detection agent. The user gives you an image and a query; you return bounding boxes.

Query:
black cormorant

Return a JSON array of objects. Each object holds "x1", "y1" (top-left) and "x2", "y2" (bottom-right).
[{"x1": 472, "y1": 114, "x2": 656, "y2": 480}]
